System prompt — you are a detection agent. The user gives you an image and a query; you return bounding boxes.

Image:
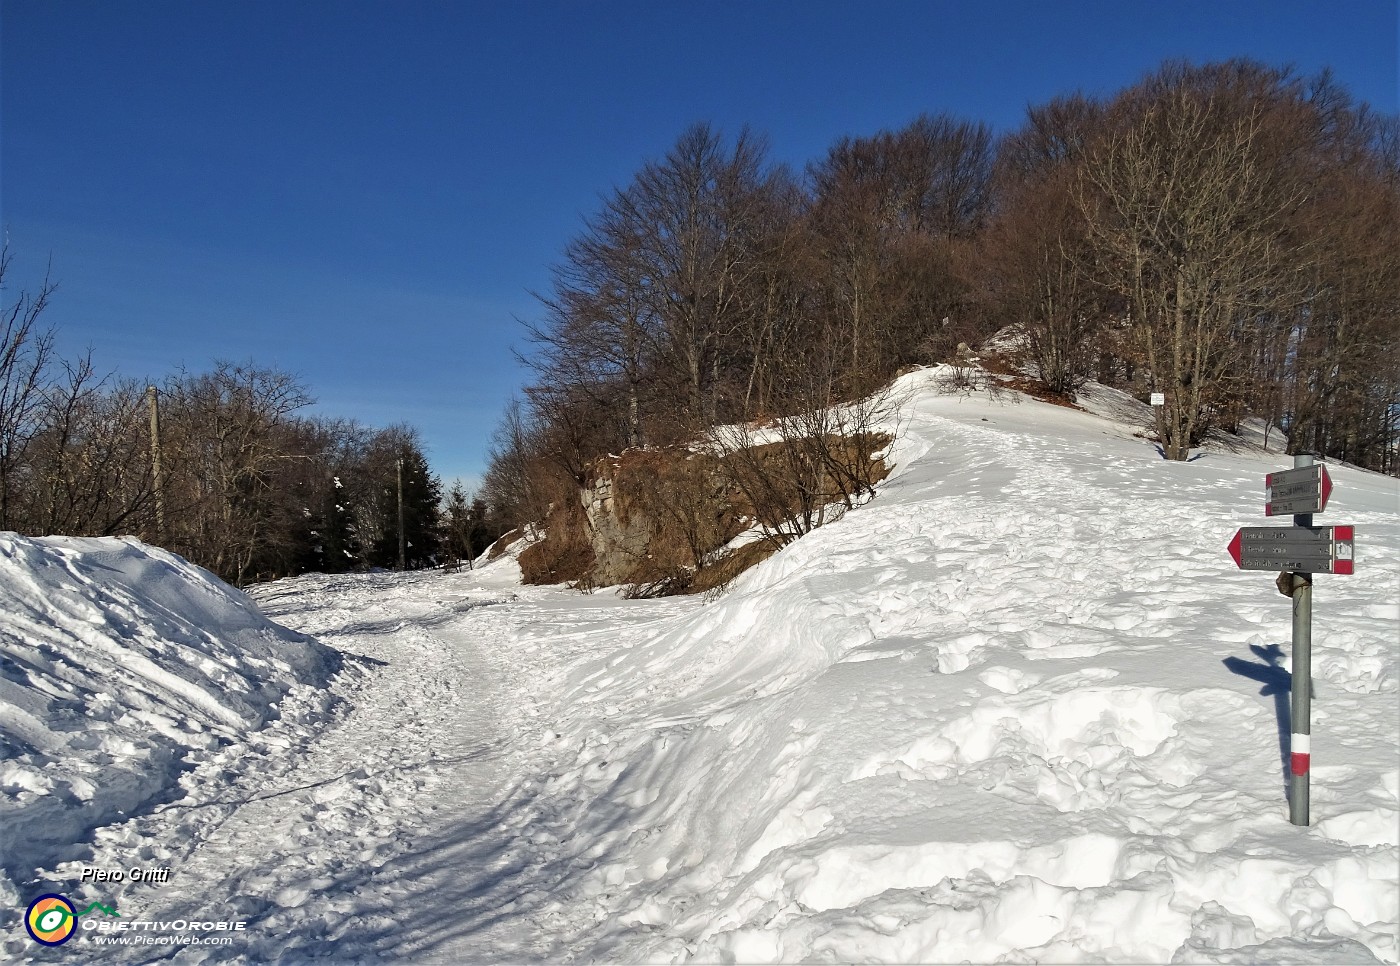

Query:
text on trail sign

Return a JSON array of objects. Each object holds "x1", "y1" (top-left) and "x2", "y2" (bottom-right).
[
  {"x1": 1228, "y1": 526, "x2": 1354, "y2": 574},
  {"x1": 1265, "y1": 463, "x2": 1333, "y2": 517}
]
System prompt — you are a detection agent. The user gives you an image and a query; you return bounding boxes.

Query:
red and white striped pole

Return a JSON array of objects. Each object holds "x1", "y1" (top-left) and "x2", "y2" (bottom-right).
[{"x1": 1289, "y1": 453, "x2": 1314, "y2": 826}]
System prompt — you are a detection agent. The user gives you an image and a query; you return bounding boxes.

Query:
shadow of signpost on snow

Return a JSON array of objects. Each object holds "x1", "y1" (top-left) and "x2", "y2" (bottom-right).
[{"x1": 1223, "y1": 643, "x2": 1313, "y2": 794}]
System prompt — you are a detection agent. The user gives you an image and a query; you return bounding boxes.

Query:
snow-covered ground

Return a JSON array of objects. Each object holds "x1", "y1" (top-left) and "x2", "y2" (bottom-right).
[{"x1": 4, "y1": 370, "x2": 1397, "y2": 963}]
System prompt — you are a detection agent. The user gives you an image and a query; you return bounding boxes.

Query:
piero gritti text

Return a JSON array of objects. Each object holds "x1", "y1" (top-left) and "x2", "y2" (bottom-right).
[{"x1": 81, "y1": 866, "x2": 172, "y2": 884}]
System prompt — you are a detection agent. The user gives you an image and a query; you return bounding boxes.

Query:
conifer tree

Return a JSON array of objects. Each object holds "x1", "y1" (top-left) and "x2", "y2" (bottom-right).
[
  {"x1": 297, "y1": 474, "x2": 361, "y2": 573},
  {"x1": 369, "y1": 435, "x2": 442, "y2": 569}
]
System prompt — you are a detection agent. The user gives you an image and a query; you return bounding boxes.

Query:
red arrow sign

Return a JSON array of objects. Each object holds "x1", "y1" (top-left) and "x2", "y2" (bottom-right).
[
  {"x1": 1227, "y1": 529, "x2": 1242, "y2": 567},
  {"x1": 1228, "y1": 525, "x2": 1354, "y2": 574}
]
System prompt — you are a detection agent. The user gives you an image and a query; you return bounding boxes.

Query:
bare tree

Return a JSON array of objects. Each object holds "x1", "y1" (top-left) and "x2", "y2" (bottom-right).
[
  {"x1": 808, "y1": 114, "x2": 995, "y2": 385},
  {"x1": 1078, "y1": 68, "x2": 1308, "y2": 459},
  {"x1": 981, "y1": 96, "x2": 1115, "y2": 397},
  {"x1": 0, "y1": 250, "x2": 57, "y2": 528},
  {"x1": 162, "y1": 362, "x2": 313, "y2": 584},
  {"x1": 527, "y1": 194, "x2": 663, "y2": 450},
  {"x1": 614, "y1": 123, "x2": 775, "y2": 428},
  {"x1": 23, "y1": 366, "x2": 157, "y2": 536},
  {"x1": 981, "y1": 168, "x2": 1100, "y2": 397},
  {"x1": 1282, "y1": 97, "x2": 1400, "y2": 467}
]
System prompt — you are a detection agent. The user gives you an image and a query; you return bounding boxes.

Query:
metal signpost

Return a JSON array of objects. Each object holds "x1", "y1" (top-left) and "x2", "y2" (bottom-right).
[{"x1": 1228, "y1": 454, "x2": 1356, "y2": 826}]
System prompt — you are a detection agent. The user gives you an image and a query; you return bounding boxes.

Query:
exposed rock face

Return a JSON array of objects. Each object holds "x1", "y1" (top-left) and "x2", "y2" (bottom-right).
[
  {"x1": 581, "y1": 468, "x2": 653, "y2": 586},
  {"x1": 523, "y1": 435, "x2": 888, "y2": 594}
]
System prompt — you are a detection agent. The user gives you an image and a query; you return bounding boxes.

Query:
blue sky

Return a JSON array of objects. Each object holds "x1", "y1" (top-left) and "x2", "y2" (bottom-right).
[{"x1": 2, "y1": 1, "x2": 1396, "y2": 488}]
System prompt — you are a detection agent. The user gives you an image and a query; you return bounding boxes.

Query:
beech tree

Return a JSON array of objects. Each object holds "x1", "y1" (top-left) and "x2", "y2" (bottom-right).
[
  {"x1": 807, "y1": 113, "x2": 994, "y2": 388},
  {"x1": 1077, "y1": 64, "x2": 1309, "y2": 459},
  {"x1": 159, "y1": 363, "x2": 315, "y2": 583},
  {"x1": 1282, "y1": 100, "x2": 1400, "y2": 467},
  {"x1": 984, "y1": 95, "x2": 1109, "y2": 396},
  {"x1": 982, "y1": 167, "x2": 1100, "y2": 397},
  {"x1": 528, "y1": 193, "x2": 660, "y2": 450}
]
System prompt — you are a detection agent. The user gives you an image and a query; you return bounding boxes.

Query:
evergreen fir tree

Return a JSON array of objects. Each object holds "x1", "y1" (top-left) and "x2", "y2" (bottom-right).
[
  {"x1": 320, "y1": 474, "x2": 363, "y2": 571},
  {"x1": 291, "y1": 474, "x2": 362, "y2": 574},
  {"x1": 370, "y1": 439, "x2": 442, "y2": 569}
]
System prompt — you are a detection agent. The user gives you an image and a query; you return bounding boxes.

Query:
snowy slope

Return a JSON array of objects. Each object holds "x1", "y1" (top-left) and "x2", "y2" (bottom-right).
[
  {"x1": 492, "y1": 369, "x2": 1398, "y2": 964},
  {"x1": 5, "y1": 372, "x2": 1396, "y2": 964},
  {"x1": 0, "y1": 535, "x2": 340, "y2": 908}
]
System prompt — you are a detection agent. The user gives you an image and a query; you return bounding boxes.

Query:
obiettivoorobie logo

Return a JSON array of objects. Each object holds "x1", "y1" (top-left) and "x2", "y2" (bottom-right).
[{"x1": 24, "y1": 894, "x2": 119, "y2": 946}]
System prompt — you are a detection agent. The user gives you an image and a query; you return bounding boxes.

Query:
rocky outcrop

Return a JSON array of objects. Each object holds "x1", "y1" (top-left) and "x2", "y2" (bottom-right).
[
  {"x1": 581, "y1": 467, "x2": 654, "y2": 586},
  {"x1": 522, "y1": 433, "x2": 889, "y2": 595}
]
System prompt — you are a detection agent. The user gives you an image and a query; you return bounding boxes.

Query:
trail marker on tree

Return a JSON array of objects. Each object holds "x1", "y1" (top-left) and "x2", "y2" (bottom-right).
[{"x1": 1228, "y1": 454, "x2": 1356, "y2": 827}]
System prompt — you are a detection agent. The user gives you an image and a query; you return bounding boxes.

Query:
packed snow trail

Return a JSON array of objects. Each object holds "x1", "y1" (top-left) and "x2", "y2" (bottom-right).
[
  {"x1": 119, "y1": 574, "x2": 524, "y2": 960},
  {"x1": 17, "y1": 564, "x2": 697, "y2": 963}
]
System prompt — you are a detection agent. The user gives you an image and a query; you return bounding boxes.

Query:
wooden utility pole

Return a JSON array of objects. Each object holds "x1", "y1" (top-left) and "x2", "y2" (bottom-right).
[
  {"x1": 147, "y1": 386, "x2": 166, "y2": 542},
  {"x1": 396, "y1": 456, "x2": 406, "y2": 570}
]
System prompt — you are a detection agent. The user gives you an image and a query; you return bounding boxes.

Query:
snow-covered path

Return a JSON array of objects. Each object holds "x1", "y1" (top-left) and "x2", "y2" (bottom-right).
[
  {"x1": 222, "y1": 573, "x2": 536, "y2": 960},
  {"x1": 8, "y1": 370, "x2": 1396, "y2": 964},
  {"x1": 166, "y1": 578, "x2": 525, "y2": 959},
  {"x1": 45, "y1": 561, "x2": 703, "y2": 963}
]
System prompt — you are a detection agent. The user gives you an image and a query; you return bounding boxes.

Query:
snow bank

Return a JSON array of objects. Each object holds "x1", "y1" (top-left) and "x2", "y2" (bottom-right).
[{"x1": 0, "y1": 534, "x2": 340, "y2": 904}]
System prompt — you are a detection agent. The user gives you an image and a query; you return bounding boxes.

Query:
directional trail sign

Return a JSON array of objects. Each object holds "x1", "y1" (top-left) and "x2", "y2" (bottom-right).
[
  {"x1": 1229, "y1": 455, "x2": 1355, "y2": 828},
  {"x1": 1266, "y1": 464, "x2": 1332, "y2": 517},
  {"x1": 1228, "y1": 525, "x2": 1354, "y2": 575}
]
